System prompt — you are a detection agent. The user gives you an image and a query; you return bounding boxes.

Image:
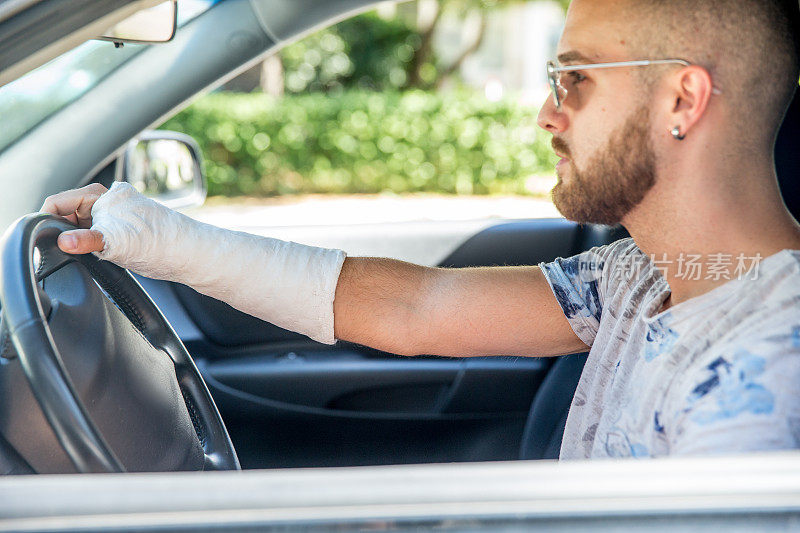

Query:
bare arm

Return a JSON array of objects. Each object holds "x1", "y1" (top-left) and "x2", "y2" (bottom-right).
[{"x1": 333, "y1": 257, "x2": 588, "y2": 357}]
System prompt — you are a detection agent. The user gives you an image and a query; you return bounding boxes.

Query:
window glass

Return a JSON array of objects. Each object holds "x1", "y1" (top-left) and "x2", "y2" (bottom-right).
[
  {"x1": 163, "y1": 2, "x2": 567, "y2": 242},
  {"x1": 0, "y1": 0, "x2": 216, "y2": 154}
]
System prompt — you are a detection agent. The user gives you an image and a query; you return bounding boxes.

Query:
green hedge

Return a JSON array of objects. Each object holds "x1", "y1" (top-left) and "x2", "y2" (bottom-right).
[{"x1": 160, "y1": 90, "x2": 557, "y2": 197}]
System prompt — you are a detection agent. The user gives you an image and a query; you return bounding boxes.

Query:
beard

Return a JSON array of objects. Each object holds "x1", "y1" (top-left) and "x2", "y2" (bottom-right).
[{"x1": 551, "y1": 104, "x2": 656, "y2": 226}]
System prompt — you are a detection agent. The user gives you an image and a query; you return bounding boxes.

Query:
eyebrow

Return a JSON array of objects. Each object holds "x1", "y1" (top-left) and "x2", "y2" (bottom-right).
[{"x1": 557, "y1": 50, "x2": 594, "y2": 65}]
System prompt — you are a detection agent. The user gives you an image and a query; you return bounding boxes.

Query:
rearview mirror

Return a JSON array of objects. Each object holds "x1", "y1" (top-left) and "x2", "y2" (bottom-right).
[
  {"x1": 97, "y1": 0, "x2": 177, "y2": 45},
  {"x1": 118, "y1": 130, "x2": 207, "y2": 209}
]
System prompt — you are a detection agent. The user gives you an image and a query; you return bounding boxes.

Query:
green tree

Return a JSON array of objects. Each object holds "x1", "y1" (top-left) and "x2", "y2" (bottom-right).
[
  {"x1": 406, "y1": 0, "x2": 569, "y2": 89},
  {"x1": 280, "y1": 12, "x2": 420, "y2": 93},
  {"x1": 280, "y1": 0, "x2": 569, "y2": 94}
]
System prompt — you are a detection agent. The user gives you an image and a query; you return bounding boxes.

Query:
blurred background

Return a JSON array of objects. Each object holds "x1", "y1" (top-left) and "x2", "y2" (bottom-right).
[{"x1": 161, "y1": 0, "x2": 569, "y2": 225}]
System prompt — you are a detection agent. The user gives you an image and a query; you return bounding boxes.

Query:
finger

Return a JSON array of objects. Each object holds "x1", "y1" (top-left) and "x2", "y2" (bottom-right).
[
  {"x1": 41, "y1": 184, "x2": 108, "y2": 229},
  {"x1": 57, "y1": 229, "x2": 105, "y2": 255}
]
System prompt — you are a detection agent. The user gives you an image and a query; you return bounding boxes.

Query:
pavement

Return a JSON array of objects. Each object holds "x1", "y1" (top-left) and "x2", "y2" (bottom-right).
[
  {"x1": 181, "y1": 193, "x2": 563, "y2": 266},
  {"x1": 184, "y1": 193, "x2": 561, "y2": 228}
]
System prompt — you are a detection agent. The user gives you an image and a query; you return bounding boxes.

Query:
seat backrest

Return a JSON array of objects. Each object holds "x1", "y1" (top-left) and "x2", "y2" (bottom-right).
[
  {"x1": 776, "y1": 88, "x2": 800, "y2": 222},
  {"x1": 519, "y1": 353, "x2": 587, "y2": 460}
]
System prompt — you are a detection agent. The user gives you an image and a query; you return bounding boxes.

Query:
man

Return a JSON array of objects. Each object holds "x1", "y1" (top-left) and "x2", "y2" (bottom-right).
[{"x1": 41, "y1": 0, "x2": 800, "y2": 459}]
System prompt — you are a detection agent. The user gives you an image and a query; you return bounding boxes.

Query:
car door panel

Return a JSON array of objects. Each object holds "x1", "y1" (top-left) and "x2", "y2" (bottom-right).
[
  {"x1": 198, "y1": 353, "x2": 547, "y2": 416},
  {"x1": 137, "y1": 218, "x2": 627, "y2": 468},
  {"x1": 196, "y1": 357, "x2": 543, "y2": 469}
]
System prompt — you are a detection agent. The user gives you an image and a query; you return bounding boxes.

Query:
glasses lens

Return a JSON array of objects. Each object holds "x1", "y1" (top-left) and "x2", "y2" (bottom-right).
[{"x1": 546, "y1": 61, "x2": 561, "y2": 109}]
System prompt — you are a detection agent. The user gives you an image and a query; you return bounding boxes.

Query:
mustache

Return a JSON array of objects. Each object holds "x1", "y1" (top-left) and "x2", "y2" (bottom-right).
[{"x1": 551, "y1": 137, "x2": 571, "y2": 158}]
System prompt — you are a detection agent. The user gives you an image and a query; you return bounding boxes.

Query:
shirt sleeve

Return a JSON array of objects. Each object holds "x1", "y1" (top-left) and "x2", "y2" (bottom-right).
[
  {"x1": 538, "y1": 237, "x2": 635, "y2": 347},
  {"x1": 668, "y1": 325, "x2": 800, "y2": 456}
]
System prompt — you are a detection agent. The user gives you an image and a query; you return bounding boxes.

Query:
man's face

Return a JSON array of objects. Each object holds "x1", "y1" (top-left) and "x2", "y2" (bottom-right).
[
  {"x1": 551, "y1": 104, "x2": 657, "y2": 226},
  {"x1": 538, "y1": 0, "x2": 658, "y2": 226}
]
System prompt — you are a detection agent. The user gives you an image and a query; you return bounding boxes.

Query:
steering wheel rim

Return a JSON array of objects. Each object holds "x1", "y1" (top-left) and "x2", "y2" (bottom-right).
[{"x1": 0, "y1": 213, "x2": 240, "y2": 473}]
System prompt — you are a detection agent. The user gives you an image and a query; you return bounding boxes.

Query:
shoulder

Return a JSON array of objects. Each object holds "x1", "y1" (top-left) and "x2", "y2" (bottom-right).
[
  {"x1": 584, "y1": 237, "x2": 640, "y2": 267},
  {"x1": 550, "y1": 237, "x2": 642, "y2": 284},
  {"x1": 725, "y1": 250, "x2": 800, "y2": 334}
]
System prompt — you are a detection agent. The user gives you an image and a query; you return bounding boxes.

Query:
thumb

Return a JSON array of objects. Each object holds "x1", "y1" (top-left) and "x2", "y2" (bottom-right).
[{"x1": 57, "y1": 229, "x2": 105, "y2": 255}]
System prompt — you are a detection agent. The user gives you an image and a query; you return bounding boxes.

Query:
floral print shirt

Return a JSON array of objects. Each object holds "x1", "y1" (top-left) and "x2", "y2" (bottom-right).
[{"x1": 540, "y1": 238, "x2": 800, "y2": 459}]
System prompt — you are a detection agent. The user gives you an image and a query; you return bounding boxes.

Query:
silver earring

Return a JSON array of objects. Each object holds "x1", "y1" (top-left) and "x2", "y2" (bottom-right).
[{"x1": 671, "y1": 126, "x2": 686, "y2": 141}]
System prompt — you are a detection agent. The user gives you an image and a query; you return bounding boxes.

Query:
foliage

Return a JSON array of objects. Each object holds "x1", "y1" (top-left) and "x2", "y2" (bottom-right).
[
  {"x1": 160, "y1": 90, "x2": 557, "y2": 197},
  {"x1": 407, "y1": 0, "x2": 569, "y2": 89},
  {"x1": 279, "y1": 1, "x2": 570, "y2": 95},
  {"x1": 280, "y1": 13, "x2": 424, "y2": 94}
]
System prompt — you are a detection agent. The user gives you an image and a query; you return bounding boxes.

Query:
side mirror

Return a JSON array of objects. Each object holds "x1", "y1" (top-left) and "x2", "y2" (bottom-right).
[
  {"x1": 97, "y1": 0, "x2": 177, "y2": 45},
  {"x1": 117, "y1": 130, "x2": 207, "y2": 209}
]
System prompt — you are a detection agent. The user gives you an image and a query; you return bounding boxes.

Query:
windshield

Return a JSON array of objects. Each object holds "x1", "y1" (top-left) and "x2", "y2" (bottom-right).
[{"x1": 0, "y1": 0, "x2": 217, "y2": 155}]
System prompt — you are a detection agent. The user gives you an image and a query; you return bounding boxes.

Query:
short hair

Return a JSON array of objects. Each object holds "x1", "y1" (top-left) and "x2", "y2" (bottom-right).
[{"x1": 622, "y1": 0, "x2": 800, "y2": 142}]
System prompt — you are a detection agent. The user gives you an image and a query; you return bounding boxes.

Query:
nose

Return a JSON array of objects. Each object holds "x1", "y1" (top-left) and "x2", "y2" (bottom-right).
[{"x1": 536, "y1": 93, "x2": 568, "y2": 135}]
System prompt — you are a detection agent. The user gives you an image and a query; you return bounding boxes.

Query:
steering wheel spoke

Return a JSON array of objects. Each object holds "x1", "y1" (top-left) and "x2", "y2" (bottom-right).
[{"x1": 34, "y1": 245, "x2": 74, "y2": 281}]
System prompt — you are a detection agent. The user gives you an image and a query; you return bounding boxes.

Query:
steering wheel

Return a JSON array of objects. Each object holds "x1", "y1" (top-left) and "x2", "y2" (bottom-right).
[{"x1": 0, "y1": 214, "x2": 239, "y2": 473}]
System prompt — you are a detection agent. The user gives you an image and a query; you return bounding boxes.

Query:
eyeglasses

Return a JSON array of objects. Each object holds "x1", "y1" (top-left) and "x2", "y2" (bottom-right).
[{"x1": 546, "y1": 59, "x2": 722, "y2": 110}]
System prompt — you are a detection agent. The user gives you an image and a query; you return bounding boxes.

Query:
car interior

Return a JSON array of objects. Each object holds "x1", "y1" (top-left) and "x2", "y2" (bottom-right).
[{"x1": 0, "y1": 0, "x2": 798, "y2": 475}]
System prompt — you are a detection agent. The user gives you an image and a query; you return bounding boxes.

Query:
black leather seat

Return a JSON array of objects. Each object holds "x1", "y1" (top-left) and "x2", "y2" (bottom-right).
[
  {"x1": 519, "y1": 352, "x2": 587, "y2": 459},
  {"x1": 776, "y1": 87, "x2": 800, "y2": 223},
  {"x1": 519, "y1": 88, "x2": 800, "y2": 461}
]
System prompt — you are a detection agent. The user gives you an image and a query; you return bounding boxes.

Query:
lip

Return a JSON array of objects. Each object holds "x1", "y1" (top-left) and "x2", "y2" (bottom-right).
[{"x1": 556, "y1": 157, "x2": 569, "y2": 170}]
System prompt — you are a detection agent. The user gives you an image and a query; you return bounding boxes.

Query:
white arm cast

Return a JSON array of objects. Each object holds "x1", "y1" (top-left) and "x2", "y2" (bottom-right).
[{"x1": 89, "y1": 181, "x2": 346, "y2": 344}]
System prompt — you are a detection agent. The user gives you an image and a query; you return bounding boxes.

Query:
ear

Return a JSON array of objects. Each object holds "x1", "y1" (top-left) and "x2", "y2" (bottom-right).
[{"x1": 668, "y1": 65, "x2": 715, "y2": 138}]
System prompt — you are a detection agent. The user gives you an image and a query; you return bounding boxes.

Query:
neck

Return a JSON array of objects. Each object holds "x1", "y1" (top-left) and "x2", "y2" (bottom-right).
[{"x1": 622, "y1": 149, "x2": 800, "y2": 309}]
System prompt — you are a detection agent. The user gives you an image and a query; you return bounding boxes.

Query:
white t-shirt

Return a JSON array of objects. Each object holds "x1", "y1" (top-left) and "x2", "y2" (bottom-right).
[{"x1": 539, "y1": 237, "x2": 800, "y2": 459}]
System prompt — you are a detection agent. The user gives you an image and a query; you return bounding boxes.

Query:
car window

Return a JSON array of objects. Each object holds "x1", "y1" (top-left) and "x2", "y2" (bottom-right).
[
  {"x1": 164, "y1": 2, "x2": 567, "y2": 232},
  {"x1": 0, "y1": 0, "x2": 217, "y2": 155}
]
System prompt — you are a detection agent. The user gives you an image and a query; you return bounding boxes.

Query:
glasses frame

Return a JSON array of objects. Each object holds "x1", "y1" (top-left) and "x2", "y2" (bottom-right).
[{"x1": 546, "y1": 59, "x2": 721, "y2": 110}]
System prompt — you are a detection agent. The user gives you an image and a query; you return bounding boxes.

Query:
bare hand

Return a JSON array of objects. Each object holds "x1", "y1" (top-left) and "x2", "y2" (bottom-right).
[{"x1": 40, "y1": 183, "x2": 108, "y2": 254}]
